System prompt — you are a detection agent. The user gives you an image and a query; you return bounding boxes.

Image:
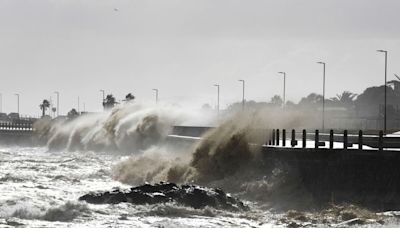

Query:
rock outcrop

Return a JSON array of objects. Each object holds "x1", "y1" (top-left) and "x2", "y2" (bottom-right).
[{"x1": 79, "y1": 182, "x2": 247, "y2": 211}]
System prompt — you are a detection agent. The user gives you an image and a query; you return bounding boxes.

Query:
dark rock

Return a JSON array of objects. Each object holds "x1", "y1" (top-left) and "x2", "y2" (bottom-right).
[{"x1": 79, "y1": 182, "x2": 247, "y2": 211}]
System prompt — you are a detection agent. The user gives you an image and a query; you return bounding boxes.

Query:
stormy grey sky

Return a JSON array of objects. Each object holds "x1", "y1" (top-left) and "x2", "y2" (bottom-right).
[{"x1": 0, "y1": 0, "x2": 399, "y2": 116}]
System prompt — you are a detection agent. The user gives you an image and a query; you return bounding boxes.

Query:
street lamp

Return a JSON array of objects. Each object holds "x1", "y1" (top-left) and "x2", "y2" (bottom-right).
[
  {"x1": 317, "y1": 62, "x2": 326, "y2": 130},
  {"x1": 77, "y1": 96, "x2": 80, "y2": 113},
  {"x1": 213, "y1": 84, "x2": 220, "y2": 115},
  {"x1": 377, "y1": 50, "x2": 388, "y2": 133},
  {"x1": 238, "y1": 80, "x2": 245, "y2": 110},
  {"x1": 54, "y1": 91, "x2": 59, "y2": 116},
  {"x1": 0, "y1": 93, "x2": 2, "y2": 113},
  {"x1": 152, "y1": 89, "x2": 159, "y2": 104},
  {"x1": 100, "y1": 89, "x2": 105, "y2": 109},
  {"x1": 278, "y1": 72, "x2": 286, "y2": 107},
  {"x1": 14, "y1": 93, "x2": 20, "y2": 114}
]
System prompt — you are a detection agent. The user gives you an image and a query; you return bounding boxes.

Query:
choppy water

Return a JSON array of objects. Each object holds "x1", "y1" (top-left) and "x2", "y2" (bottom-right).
[{"x1": 0, "y1": 146, "x2": 278, "y2": 227}]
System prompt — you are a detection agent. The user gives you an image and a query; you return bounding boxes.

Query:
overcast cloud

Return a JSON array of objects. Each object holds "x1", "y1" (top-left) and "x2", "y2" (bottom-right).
[{"x1": 0, "y1": 0, "x2": 399, "y2": 115}]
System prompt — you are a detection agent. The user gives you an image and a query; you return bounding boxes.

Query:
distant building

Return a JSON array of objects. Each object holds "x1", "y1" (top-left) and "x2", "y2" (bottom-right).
[{"x1": 387, "y1": 80, "x2": 400, "y2": 93}]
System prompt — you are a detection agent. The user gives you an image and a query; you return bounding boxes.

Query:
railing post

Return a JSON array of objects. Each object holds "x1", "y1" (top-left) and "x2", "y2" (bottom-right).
[
  {"x1": 282, "y1": 129, "x2": 286, "y2": 147},
  {"x1": 276, "y1": 129, "x2": 280, "y2": 146},
  {"x1": 272, "y1": 129, "x2": 275, "y2": 145},
  {"x1": 343, "y1": 130, "x2": 348, "y2": 150},
  {"x1": 378, "y1": 130, "x2": 383, "y2": 151},
  {"x1": 329, "y1": 129, "x2": 334, "y2": 149},
  {"x1": 302, "y1": 129, "x2": 306, "y2": 148},
  {"x1": 291, "y1": 129, "x2": 296, "y2": 147},
  {"x1": 315, "y1": 129, "x2": 319, "y2": 149},
  {"x1": 358, "y1": 130, "x2": 363, "y2": 150}
]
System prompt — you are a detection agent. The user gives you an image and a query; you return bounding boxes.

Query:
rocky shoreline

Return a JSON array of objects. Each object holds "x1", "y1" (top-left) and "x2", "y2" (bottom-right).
[{"x1": 79, "y1": 182, "x2": 247, "y2": 211}]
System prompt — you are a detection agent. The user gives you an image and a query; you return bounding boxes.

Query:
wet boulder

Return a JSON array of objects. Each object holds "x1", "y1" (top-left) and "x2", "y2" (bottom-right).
[{"x1": 79, "y1": 182, "x2": 247, "y2": 211}]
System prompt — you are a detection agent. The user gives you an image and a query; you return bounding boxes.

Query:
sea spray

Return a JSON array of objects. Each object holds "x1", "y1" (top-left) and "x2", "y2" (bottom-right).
[
  {"x1": 38, "y1": 102, "x2": 203, "y2": 153},
  {"x1": 37, "y1": 102, "x2": 318, "y2": 207},
  {"x1": 112, "y1": 108, "x2": 317, "y2": 208},
  {"x1": 112, "y1": 145, "x2": 195, "y2": 184},
  {"x1": 10, "y1": 202, "x2": 90, "y2": 222}
]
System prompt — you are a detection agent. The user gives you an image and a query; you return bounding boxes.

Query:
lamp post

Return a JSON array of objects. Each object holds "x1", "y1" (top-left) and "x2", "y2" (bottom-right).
[
  {"x1": 77, "y1": 96, "x2": 80, "y2": 113},
  {"x1": 14, "y1": 93, "x2": 19, "y2": 114},
  {"x1": 317, "y1": 62, "x2": 326, "y2": 130},
  {"x1": 0, "y1": 93, "x2": 2, "y2": 113},
  {"x1": 377, "y1": 50, "x2": 388, "y2": 133},
  {"x1": 213, "y1": 84, "x2": 220, "y2": 115},
  {"x1": 100, "y1": 90, "x2": 105, "y2": 109},
  {"x1": 54, "y1": 91, "x2": 59, "y2": 116},
  {"x1": 278, "y1": 72, "x2": 286, "y2": 107},
  {"x1": 152, "y1": 89, "x2": 159, "y2": 104},
  {"x1": 238, "y1": 80, "x2": 245, "y2": 110}
]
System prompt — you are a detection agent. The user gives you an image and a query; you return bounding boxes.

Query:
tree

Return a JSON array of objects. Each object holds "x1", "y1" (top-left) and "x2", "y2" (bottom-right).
[
  {"x1": 201, "y1": 103, "x2": 212, "y2": 110},
  {"x1": 330, "y1": 91, "x2": 357, "y2": 108},
  {"x1": 51, "y1": 107, "x2": 57, "y2": 116},
  {"x1": 354, "y1": 85, "x2": 400, "y2": 118},
  {"x1": 298, "y1": 93, "x2": 323, "y2": 107},
  {"x1": 67, "y1": 108, "x2": 79, "y2": 119},
  {"x1": 39, "y1": 99, "x2": 50, "y2": 117},
  {"x1": 270, "y1": 95, "x2": 283, "y2": 107},
  {"x1": 285, "y1": 100, "x2": 296, "y2": 108},
  {"x1": 103, "y1": 94, "x2": 118, "y2": 110},
  {"x1": 125, "y1": 93, "x2": 135, "y2": 102}
]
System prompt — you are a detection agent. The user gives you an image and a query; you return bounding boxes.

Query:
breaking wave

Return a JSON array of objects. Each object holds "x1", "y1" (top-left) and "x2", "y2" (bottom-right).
[
  {"x1": 36, "y1": 101, "x2": 318, "y2": 208},
  {"x1": 36, "y1": 102, "x2": 209, "y2": 153},
  {"x1": 10, "y1": 202, "x2": 90, "y2": 222},
  {"x1": 112, "y1": 108, "x2": 314, "y2": 208}
]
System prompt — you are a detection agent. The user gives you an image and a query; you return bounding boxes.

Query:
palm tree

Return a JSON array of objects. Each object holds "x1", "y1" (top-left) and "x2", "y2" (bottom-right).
[
  {"x1": 270, "y1": 95, "x2": 283, "y2": 107},
  {"x1": 331, "y1": 91, "x2": 357, "y2": 107},
  {"x1": 102, "y1": 94, "x2": 118, "y2": 110},
  {"x1": 125, "y1": 93, "x2": 135, "y2": 102},
  {"x1": 67, "y1": 108, "x2": 79, "y2": 119},
  {"x1": 39, "y1": 99, "x2": 50, "y2": 117}
]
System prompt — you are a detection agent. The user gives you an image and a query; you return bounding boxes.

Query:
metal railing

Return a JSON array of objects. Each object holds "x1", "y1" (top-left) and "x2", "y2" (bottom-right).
[
  {"x1": 268, "y1": 129, "x2": 400, "y2": 151},
  {"x1": 0, "y1": 122, "x2": 34, "y2": 131}
]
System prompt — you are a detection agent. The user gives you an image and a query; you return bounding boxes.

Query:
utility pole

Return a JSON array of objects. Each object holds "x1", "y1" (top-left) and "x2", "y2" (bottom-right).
[
  {"x1": 152, "y1": 89, "x2": 159, "y2": 104},
  {"x1": 214, "y1": 84, "x2": 220, "y2": 115},
  {"x1": 100, "y1": 90, "x2": 105, "y2": 110},
  {"x1": 317, "y1": 62, "x2": 326, "y2": 130},
  {"x1": 278, "y1": 72, "x2": 286, "y2": 107},
  {"x1": 54, "y1": 91, "x2": 59, "y2": 116},
  {"x1": 377, "y1": 50, "x2": 388, "y2": 134},
  {"x1": 14, "y1": 93, "x2": 20, "y2": 114},
  {"x1": 0, "y1": 93, "x2": 2, "y2": 113},
  {"x1": 238, "y1": 80, "x2": 245, "y2": 110}
]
